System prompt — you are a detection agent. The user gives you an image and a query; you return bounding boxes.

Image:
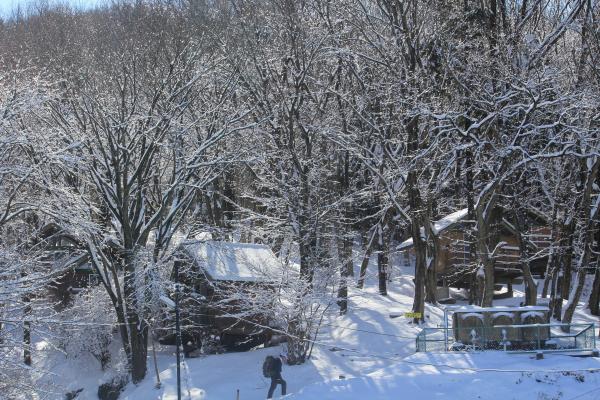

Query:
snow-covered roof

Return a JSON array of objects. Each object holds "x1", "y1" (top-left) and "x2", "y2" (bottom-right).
[
  {"x1": 397, "y1": 209, "x2": 469, "y2": 251},
  {"x1": 180, "y1": 240, "x2": 284, "y2": 282}
]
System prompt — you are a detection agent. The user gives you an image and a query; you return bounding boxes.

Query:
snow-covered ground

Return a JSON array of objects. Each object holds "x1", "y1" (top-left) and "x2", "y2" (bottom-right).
[
  {"x1": 288, "y1": 353, "x2": 600, "y2": 400},
  {"x1": 26, "y1": 265, "x2": 600, "y2": 399}
]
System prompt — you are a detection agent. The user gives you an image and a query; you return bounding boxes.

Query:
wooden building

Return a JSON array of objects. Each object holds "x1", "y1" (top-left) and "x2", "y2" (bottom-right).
[
  {"x1": 397, "y1": 208, "x2": 551, "y2": 292},
  {"x1": 39, "y1": 223, "x2": 98, "y2": 309},
  {"x1": 168, "y1": 240, "x2": 285, "y2": 351}
]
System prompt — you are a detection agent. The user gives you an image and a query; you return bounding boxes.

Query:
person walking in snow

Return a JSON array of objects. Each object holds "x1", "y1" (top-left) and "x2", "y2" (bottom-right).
[{"x1": 263, "y1": 354, "x2": 287, "y2": 399}]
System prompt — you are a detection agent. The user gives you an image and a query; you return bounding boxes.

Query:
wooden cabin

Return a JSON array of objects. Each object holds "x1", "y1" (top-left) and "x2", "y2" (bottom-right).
[
  {"x1": 39, "y1": 224, "x2": 98, "y2": 309},
  {"x1": 168, "y1": 240, "x2": 285, "y2": 351},
  {"x1": 398, "y1": 208, "x2": 551, "y2": 293}
]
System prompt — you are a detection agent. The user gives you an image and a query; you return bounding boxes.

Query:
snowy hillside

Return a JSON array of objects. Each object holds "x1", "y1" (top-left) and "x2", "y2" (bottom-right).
[
  {"x1": 28, "y1": 265, "x2": 597, "y2": 400},
  {"x1": 121, "y1": 276, "x2": 600, "y2": 400}
]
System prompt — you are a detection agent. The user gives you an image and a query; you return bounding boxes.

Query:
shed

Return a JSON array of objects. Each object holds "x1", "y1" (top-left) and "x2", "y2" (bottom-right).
[
  {"x1": 39, "y1": 223, "x2": 98, "y2": 309},
  {"x1": 397, "y1": 208, "x2": 551, "y2": 290},
  {"x1": 168, "y1": 240, "x2": 285, "y2": 351}
]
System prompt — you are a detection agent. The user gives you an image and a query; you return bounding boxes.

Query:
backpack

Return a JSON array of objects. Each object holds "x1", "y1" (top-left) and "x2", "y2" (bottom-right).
[{"x1": 262, "y1": 356, "x2": 275, "y2": 378}]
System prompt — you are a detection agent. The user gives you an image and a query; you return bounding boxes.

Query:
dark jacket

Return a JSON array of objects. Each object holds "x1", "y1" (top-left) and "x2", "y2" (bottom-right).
[{"x1": 272, "y1": 357, "x2": 282, "y2": 375}]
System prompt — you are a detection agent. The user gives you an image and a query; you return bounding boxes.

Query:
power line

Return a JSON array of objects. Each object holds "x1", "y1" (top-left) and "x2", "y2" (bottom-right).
[
  {"x1": 566, "y1": 386, "x2": 600, "y2": 400},
  {"x1": 319, "y1": 321, "x2": 418, "y2": 339},
  {"x1": 3, "y1": 312, "x2": 599, "y2": 376},
  {"x1": 212, "y1": 309, "x2": 600, "y2": 374}
]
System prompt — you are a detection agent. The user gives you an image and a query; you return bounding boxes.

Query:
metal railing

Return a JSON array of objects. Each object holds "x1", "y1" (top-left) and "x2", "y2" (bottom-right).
[{"x1": 416, "y1": 323, "x2": 597, "y2": 353}]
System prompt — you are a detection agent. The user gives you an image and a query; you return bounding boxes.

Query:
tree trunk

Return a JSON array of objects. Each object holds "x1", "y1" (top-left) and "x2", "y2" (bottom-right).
[
  {"x1": 337, "y1": 230, "x2": 353, "y2": 314},
  {"x1": 549, "y1": 264, "x2": 562, "y2": 320},
  {"x1": 298, "y1": 169, "x2": 316, "y2": 284},
  {"x1": 425, "y1": 262, "x2": 438, "y2": 303},
  {"x1": 464, "y1": 149, "x2": 477, "y2": 304},
  {"x1": 271, "y1": 235, "x2": 285, "y2": 257},
  {"x1": 123, "y1": 254, "x2": 149, "y2": 383},
  {"x1": 541, "y1": 206, "x2": 559, "y2": 298},
  {"x1": 129, "y1": 322, "x2": 149, "y2": 383},
  {"x1": 588, "y1": 265, "x2": 600, "y2": 316},
  {"x1": 406, "y1": 115, "x2": 425, "y2": 321},
  {"x1": 562, "y1": 266, "x2": 587, "y2": 329},
  {"x1": 411, "y1": 218, "x2": 426, "y2": 323},
  {"x1": 345, "y1": 235, "x2": 355, "y2": 277},
  {"x1": 519, "y1": 241, "x2": 537, "y2": 306},
  {"x1": 377, "y1": 224, "x2": 388, "y2": 296},
  {"x1": 587, "y1": 229, "x2": 600, "y2": 315},
  {"x1": 424, "y1": 200, "x2": 439, "y2": 304},
  {"x1": 298, "y1": 228, "x2": 315, "y2": 284},
  {"x1": 513, "y1": 209, "x2": 536, "y2": 305},
  {"x1": 357, "y1": 229, "x2": 375, "y2": 289},
  {"x1": 553, "y1": 221, "x2": 575, "y2": 319},
  {"x1": 477, "y1": 216, "x2": 495, "y2": 307},
  {"x1": 23, "y1": 297, "x2": 31, "y2": 366},
  {"x1": 560, "y1": 234, "x2": 574, "y2": 310},
  {"x1": 408, "y1": 172, "x2": 425, "y2": 322},
  {"x1": 562, "y1": 159, "x2": 600, "y2": 328}
]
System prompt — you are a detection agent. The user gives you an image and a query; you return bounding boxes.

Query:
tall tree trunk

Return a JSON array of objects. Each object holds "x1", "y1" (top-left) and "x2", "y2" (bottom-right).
[
  {"x1": 553, "y1": 221, "x2": 575, "y2": 319},
  {"x1": 337, "y1": 229, "x2": 353, "y2": 314},
  {"x1": 587, "y1": 225, "x2": 600, "y2": 315},
  {"x1": 129, "y1": 322, "x2": 149, "y2": 383},
  {"x1": 123, "y1": 254, "x2": 149, "y2": 383},
  {"x1": 408, "y1": 172, "x2": 425, "y2": 322},
  {"x1": 518, "y1": 234, "x2": 537, "y2": 306},
  {"x1": 477, "y1": 211, "x2": 495, "y2": 307},
  {"x1": 513, "y1": 209, "x2": 537, "y2": 305},
  {"x1": 410, "y1": 213, "x2": 426, "y2": 323},
  {"x1": 23, "y1": 295, "x2": 31, "y2": 366},
  {"x1": 377, "y1": 223, "x2": 388, "y2": 296},
  {"x1": 407, "y1": 115, "x2": 425, "y2": 322},
  {"x1": 588, "y1": 263, "x2": 600, "y2": 316},
  {"x1": 357, "y1": 229, "x2": 375, "y2": 289},
  {"x1": 424, "y1": 199, "x2": 439, "y2": 304},
  {"x1": 560, "y1": 233, "x2": 574, "y2": 310},
  {"x1": 541, "y1": 206, "x2": 560, "y2": 298},
  {"x1": 548, "y1": 263, "x2": 561, "y2": 318},
  {"x1": 464, "y1": 149, "x2": 477, "y2": 304},
  {"x1": 562, "y1": 159, "x2": 600, "y2": 328},
  {"x1": 298, "y1": 170, "x2": 315, "y2": 283},
  {"x1": 271, "y1": 236, "x2": 285, "y2": 257}
]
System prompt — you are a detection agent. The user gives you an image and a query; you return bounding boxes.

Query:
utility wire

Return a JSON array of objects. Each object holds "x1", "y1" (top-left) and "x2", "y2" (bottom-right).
[
  {"x1": 566, "y1": 385, "x2": 600, "y2": 400},
  {"x1": 3, "y1": 313, "x2": 598, "y2": 375}
]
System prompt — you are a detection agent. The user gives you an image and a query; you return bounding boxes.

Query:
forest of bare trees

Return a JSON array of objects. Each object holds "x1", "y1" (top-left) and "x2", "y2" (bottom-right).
[{"x1": 1, "y1": 0, "x2": 599, "y2": 395}]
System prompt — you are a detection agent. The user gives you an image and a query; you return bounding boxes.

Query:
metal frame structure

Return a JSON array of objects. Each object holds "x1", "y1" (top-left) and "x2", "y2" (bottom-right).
[{"x1": 417, "y1": 322, "x2": 597, "y2": 354}]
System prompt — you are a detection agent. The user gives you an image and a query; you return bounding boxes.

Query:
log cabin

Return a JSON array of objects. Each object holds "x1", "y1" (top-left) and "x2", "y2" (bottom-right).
[
  {"x1": 39, "y1": 223, "x2": 98, "y2": 309},
  {"x1": 397, "y1": 208, "x2": 551, "y2": 295},
  {"x1": 167, "y1": 240, "x2": 286, "y2": 352}
]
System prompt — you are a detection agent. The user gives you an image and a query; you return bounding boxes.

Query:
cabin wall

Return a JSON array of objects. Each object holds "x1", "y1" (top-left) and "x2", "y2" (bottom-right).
[
  {"x1": 47, "y1": 269, "x2": 94, "y2": 310},
  {"x1": 177, "y1": 258, "x2": 274, "y2": 340},
  {"x1": 208, "y1": 281, "x2": 273, "y2": 335},
  {"x1": 400, "y1": 219, "x2": 552, "y2": 288}
]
